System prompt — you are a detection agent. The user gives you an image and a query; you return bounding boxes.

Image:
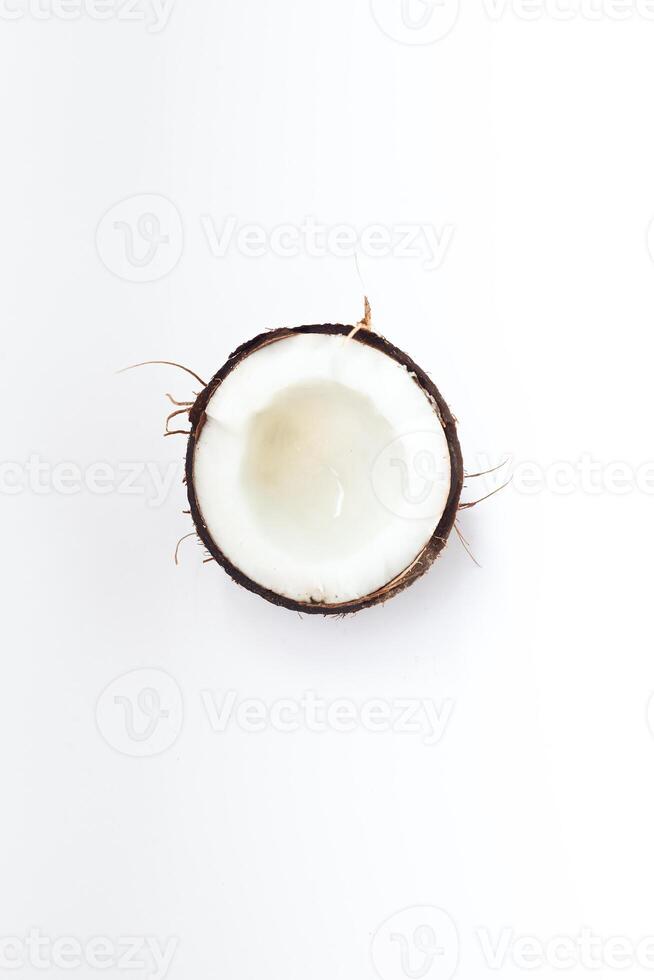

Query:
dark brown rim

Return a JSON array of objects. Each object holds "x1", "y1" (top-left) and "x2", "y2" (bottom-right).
[{"x1": 185, "y1": 324, "x2": 464, "y2": 615}]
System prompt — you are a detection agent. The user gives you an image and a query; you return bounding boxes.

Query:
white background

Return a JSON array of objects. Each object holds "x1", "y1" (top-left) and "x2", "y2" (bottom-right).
[{"x1": 2, "y1": 1, "x2": 654, "y2": 978}]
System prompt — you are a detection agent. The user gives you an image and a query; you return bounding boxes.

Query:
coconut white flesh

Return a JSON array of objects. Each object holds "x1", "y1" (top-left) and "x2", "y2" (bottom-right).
[{"x1": 193, "y1": 333, "x2": 451, "y2": 605}]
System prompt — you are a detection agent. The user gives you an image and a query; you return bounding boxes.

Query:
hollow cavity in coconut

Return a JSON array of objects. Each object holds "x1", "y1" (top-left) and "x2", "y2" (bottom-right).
[{"x1": 182, "y1": 321, "x2": 463, "y2": 614}]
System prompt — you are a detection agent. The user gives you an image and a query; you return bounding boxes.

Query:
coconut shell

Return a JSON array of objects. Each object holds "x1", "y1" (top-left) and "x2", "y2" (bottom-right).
[{"x1": 186, "y1": 324, "x2": 464, "y2": 614}]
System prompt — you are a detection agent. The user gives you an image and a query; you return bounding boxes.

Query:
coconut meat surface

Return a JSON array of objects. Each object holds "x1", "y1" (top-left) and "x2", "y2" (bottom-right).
[{"x1": 193, "y1": 333, "x2": 451, "y2": 605}]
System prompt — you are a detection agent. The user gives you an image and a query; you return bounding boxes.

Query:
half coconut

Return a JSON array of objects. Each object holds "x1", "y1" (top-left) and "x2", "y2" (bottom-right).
[{"x1": 185, "y1": 323, "x2": 463, "y2": 614}]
